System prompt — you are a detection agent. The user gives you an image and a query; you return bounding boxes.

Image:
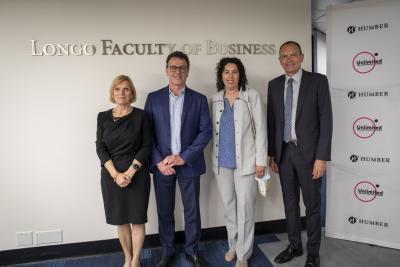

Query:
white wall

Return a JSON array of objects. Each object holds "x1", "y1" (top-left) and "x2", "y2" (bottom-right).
[
  {"x1": 314, "y1": 31, "x2": 327, "y2": 75},
  {"x1": 0, "y1": 0, "x2": 311, "y2": 251}
]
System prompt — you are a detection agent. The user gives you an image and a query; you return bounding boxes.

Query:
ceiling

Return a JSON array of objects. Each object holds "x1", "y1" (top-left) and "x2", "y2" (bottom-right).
[{"x1": 312, "y1": 0, "x2": 366, "y2": 33}]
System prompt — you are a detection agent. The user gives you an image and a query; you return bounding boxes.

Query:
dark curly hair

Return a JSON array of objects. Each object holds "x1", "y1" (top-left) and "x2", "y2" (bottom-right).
[{"x1": 216, "y1": 57, "x2": 247, "y2": 91}]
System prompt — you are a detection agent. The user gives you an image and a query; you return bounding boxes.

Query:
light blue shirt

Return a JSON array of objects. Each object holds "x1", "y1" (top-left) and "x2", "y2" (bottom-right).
[{"x1": 169, "y1": 87, "x2": 185, "y2": 155}]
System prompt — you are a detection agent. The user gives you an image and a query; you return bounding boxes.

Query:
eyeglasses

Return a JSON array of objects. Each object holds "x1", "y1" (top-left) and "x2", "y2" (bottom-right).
[{"x1": 168, "y1": 65, "x2": 188, "y2": 73}]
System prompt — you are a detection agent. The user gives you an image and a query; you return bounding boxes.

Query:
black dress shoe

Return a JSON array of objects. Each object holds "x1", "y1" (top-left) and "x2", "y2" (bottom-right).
[
  {"x1": 185, "y1": 253, "x2": 208, "y2": 267},
  {"x1": 305, "y1": 255, "x2": 320, "y2": 267},
  {"x1": 156, "y1": 255, "x2": 174, "y2": 267},
  {"x1": 274, "y1": 245, "x2": 304, "y2": 263}
]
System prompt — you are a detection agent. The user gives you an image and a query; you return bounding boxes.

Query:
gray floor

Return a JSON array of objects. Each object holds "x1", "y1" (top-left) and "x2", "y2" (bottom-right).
[
  {"x1": 259, "y1": 228, "x2": 400, "y2": 267},
  {"x1": 7, "y1": 230, "x2": 400, "y2": 267}
]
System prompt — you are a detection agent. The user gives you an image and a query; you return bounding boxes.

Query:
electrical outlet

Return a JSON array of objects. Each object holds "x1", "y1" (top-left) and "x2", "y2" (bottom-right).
[
  {"x1": 16, "y1": 231, "x2": 33, "y2": 246},
  {"x1": 35, "y1": 229, "x2": 63, "y2": 245}
]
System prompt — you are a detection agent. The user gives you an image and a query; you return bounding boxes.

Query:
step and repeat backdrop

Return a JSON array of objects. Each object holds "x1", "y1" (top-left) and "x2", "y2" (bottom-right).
[
  {"x1": 0, "y1": 0, "x2": 311, "y2": 251},
  {"x1": 326, "y1": 0, "x2": 400, "y2": 249}
]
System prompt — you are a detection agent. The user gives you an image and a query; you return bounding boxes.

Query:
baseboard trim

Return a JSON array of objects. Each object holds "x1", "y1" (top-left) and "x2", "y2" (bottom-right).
[{"x1": 0, "y1": 218, "x2": 306, "y2": 266}]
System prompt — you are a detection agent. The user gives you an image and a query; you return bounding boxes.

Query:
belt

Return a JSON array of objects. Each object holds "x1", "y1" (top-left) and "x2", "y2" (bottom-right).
[{"x1": 284, "y1": 140, "x2": 298, "y2": 146}]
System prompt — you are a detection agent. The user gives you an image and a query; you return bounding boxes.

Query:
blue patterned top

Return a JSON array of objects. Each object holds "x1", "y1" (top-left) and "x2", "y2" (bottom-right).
[{"x1": 218, "y1": 98, "x2": 236, "y2": 169}]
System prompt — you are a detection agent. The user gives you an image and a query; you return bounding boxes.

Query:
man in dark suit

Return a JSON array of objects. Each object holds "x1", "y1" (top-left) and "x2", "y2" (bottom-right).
[
  {"x1": 267, "y1": 41, "x2": 332, "y2": 267},
  {"x1": 144, "y1": 51, "x2": 212, "y2": 267}
]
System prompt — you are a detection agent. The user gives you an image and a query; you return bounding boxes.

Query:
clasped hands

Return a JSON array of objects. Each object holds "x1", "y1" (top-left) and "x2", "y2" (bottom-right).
[
  {"x1": 157, "y1": 155, "x2": 185, "y2": 176},
  {"x1": 114, "y1": 167, "x2": 137, "y2": 188}
]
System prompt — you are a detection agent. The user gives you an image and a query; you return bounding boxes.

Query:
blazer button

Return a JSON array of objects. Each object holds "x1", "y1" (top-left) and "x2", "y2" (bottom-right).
[
  {"x1": 217, "y1": 121, "x2": 219, "y2": 124},
  {"x1": 220, "y1": 110, "x2": 222, "y2": 112},
  {"x1": 216, "y1": 133, "x2": 218, "y2": 135}
]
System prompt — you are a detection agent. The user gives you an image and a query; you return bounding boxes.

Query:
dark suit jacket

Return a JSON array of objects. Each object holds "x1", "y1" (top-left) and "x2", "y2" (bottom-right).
[
  {"x1": 267, "y1": 69, "x2": 333, "y2": 165},
  {"x1": 144, "y1": 86, "x2": 212, "y2": 177}
]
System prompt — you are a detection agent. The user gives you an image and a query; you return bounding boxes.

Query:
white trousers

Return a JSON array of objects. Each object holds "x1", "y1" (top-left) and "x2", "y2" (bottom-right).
[{"x1": 215, "y1": 167, "x2": 257, "y2": 260}]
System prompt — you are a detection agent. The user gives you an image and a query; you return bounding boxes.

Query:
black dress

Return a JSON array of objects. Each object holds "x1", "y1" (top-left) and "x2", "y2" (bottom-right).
[{"x1": 96, "y1": 108, "x2": 151, "y2": 225}]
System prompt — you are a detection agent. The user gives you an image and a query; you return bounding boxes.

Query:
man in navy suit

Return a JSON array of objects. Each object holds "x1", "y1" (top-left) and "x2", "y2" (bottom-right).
[
  {"x1": 144, "y1": 51, "x2": 212, "y2": 267},
  {"x1": 267, "y1": 41, "x2": 332, "y2": 267}
]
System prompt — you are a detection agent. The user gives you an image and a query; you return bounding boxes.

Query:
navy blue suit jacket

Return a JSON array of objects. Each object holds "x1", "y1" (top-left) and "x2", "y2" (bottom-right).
[{"x1": 144, "y1": 86, "x2": 212, "y2": 177}]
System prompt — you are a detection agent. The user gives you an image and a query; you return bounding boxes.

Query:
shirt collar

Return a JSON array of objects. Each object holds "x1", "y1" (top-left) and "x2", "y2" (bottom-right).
[
  {"x1": 285, "y1": 68, "x2": 302, "y2": 84},
  {"x1": 169, "y1": 86, "x2": 186, "y2": 97}
]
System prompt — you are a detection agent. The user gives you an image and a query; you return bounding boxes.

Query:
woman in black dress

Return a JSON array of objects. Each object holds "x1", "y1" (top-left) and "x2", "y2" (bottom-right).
[{"x1": 96, "y1": 75, "x2": 151, "y2": 267}]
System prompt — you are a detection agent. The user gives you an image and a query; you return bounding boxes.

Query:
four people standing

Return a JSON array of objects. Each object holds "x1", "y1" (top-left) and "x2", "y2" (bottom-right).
[
  {"x1": 211, "y1": 58, "x2": 267, "y2": 267},
  {"x1": 144, "y1": 51, "x2": 212, "y2": 267},
  {"x1": 267, "y1": 41, "x2": 332, "y2": 267},
  {"x1": 96, "y1": 43, "x2": 332, "y2": 266}
]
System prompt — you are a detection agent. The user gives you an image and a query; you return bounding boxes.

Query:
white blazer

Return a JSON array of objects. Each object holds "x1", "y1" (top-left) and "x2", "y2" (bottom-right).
[{"x1": 211, "y1": 88, "x2": 268, "y2": 176}]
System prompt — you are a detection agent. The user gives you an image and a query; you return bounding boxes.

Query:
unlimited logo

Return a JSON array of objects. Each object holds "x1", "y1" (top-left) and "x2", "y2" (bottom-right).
[
  {"x1": 352, "y1": 117, "x2": 382, "y2": 139},
  {"x1": 352, "y1": 52, "x2": 382, "y2": 74},
  {"x1": 353, "y1": 181, "x2": 383, "y2": 202}
]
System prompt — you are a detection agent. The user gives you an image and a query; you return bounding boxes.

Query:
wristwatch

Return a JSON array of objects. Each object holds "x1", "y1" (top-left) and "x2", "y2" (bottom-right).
[{"x1": 131, "y1": 163, "x2": 140, "y2": 171}]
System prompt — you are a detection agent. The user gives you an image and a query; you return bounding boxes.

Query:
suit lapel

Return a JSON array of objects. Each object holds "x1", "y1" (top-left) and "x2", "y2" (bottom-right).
[
  {"x1": 277, "y1": 75, "x2": 285, "y2": 125},
  {"x1": 295, "y1": 70, "x2": 310, "y2": 122},
  {"x1": 181, "y1": 87, "x2": 193, "y2": 128},
  {"x1": 160, "y1": 86, "x2": 171, "y2": 138}
]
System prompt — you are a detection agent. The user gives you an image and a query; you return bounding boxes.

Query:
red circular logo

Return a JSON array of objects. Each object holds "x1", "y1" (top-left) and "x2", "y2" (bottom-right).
[
  {"x1": 354, "y1": 181, "x2": 377, "y2": 202},
  {"x1": 352, "y1": 117, "x2": 376, "y2": 139},
  {"x1": 352, "y1": 51, "x2": 376, "y2": 74}
]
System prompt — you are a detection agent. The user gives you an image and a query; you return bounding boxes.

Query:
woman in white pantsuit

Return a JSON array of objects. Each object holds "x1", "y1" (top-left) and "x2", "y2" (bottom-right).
[{"x1": 212, "y1": 57, "x2": 268, "y2": 267}]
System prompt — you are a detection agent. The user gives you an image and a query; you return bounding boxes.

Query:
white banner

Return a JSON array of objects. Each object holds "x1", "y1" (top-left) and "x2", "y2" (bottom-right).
[{"x1": 326, "y1": 0, "x2": 400, "y2": 249}]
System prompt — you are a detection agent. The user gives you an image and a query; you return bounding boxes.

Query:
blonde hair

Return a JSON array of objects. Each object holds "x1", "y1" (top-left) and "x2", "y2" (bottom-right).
[{"x1": 109, "y1": 75, "x2": 136, "y2": 103}]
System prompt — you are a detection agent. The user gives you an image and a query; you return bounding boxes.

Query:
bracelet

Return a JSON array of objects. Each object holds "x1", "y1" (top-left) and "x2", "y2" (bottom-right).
[{"x1": 131, "y1": 163, "x2": 140, "y2": 171}]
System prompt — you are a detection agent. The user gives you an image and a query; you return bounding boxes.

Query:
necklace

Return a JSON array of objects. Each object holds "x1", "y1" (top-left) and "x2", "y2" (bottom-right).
[{"x1": 112, "y1": 106, "x2": 133, "y2": 122}]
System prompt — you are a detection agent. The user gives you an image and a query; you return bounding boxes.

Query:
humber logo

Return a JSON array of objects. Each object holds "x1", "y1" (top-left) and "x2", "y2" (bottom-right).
[
  {"x1": 349, "y1": 217, "x2": 357, "y2": 224},
  {"x1": 348, "y1": 91, "x2": 357, "y2": 99},
  {"x1": 348, "y1": 216, "x2": 388, "y2": 227},
  {"x1": 349, "y1": 154, "x2": 390, "y2": 164},
  {"x1": 347, "y1": 23, "x2": 389, "y2": 34},
  {"x1": 350, "y1": 155, "x2": 359, "y2": 162},
  {"x1": 347, "y1": 90, "x2": 389, "y2": 99},
  {"x1": 347, "y1": 26, "x2": 356, "y2": 34}
]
